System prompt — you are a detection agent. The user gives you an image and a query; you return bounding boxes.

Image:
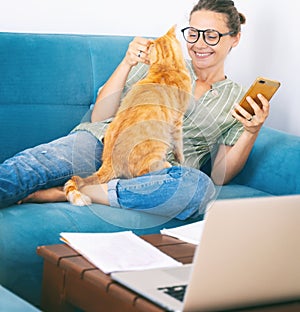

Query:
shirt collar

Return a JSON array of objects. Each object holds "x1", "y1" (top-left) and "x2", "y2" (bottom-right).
[{"x1": 185, "y1": 59, "x2": 230, "y2": 89}]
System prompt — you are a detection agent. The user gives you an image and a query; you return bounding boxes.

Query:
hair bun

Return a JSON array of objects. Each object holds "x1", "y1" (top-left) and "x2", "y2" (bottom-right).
[{"x1": 239, "y1": 12, "x2": 246, "y2": 25}]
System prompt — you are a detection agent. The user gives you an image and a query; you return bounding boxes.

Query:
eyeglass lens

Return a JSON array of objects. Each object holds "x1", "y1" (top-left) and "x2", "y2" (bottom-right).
[{"x1": 183, "y1": 28, "x2": 221, "y2": 45}]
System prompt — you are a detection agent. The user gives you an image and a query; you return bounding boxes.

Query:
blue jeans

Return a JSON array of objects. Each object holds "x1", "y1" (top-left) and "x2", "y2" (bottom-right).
[{"x1": 0, "y1": 131, "x2": 215, "y2": 219}]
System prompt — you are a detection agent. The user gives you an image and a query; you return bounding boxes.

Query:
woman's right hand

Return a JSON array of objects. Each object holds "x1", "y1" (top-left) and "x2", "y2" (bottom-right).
[
  {"x1": 91, "y1": 37, "x2": 152, "y2": 122},
  {"x1": 123, "y1": 37, "x2": 153, "y2": 67}
]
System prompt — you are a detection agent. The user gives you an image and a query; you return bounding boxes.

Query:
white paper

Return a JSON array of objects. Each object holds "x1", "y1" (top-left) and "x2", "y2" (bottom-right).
[
  {"x1": 60, "y1": 231, "x2": 182, "y2": 274},
  {"x1": 160, "y1": 220, "x2": 205, "y2": 245}
]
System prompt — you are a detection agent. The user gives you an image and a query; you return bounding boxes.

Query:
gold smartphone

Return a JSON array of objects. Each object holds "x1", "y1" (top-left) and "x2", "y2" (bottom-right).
[{"x1": 238, "y1": 77, "x2": 281, "y2": 115}]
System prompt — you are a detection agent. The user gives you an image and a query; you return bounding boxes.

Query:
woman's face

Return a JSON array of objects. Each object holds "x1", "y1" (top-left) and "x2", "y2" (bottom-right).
[{"x1": 187, "y1": 10, "x2": 240, "y2": 72}]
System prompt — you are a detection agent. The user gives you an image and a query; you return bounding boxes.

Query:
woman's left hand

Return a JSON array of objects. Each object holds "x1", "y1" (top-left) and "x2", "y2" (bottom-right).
[{"x1": 231, "y1": 93, "x2": 270, "y2": 134}]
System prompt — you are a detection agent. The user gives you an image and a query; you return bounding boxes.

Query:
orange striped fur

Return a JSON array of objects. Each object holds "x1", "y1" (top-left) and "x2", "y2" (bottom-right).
[{"x1": 65, "y1": 25, "x2": 191, "y2": 206}]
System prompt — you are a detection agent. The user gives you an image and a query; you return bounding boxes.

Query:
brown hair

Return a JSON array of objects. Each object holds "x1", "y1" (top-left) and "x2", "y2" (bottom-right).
[{"x1": 190, "y1": 0, "x2": 246, "y2": 35}]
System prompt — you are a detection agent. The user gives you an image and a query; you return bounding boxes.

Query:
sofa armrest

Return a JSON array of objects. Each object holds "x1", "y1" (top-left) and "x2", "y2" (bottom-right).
[{"x1": 232, "y1": 126, "x2": 300, "y2": 195}]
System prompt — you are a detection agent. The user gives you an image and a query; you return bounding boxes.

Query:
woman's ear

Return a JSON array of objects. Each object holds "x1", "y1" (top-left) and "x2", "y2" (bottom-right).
[{"x1": 231, "y1": 32, "x2": 241, "y2": 48}]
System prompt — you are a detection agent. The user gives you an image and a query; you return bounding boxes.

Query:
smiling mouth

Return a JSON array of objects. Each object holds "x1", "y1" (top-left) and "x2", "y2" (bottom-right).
[{"x1": 194, "y1": 51, "x2": 213, "y2": 58}]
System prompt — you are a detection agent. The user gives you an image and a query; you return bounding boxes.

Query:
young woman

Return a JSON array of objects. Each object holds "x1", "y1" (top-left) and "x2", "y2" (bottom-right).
[{"x1": 0, "y1": 0, "x2": 269, "y2": 220}]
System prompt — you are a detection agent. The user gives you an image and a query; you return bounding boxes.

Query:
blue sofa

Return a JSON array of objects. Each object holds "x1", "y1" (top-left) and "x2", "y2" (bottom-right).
[{"x1": 1, "y1": 32, "x2": 300, "y2": 309}]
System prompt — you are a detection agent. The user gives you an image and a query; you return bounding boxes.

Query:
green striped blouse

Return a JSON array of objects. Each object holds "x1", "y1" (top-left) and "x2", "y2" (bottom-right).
[{"x1": 73, "y1": 60, "x2": 245, "y2": 169}]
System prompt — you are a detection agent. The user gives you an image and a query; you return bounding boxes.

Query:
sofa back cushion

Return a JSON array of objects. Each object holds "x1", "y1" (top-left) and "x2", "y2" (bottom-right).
[{"x1": 0, "y1": 32, "x2": 132, "y2": 162}]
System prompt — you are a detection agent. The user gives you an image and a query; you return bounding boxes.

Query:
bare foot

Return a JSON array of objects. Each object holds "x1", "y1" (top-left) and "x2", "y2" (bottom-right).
[{"x1": 18, "y1": 186, "x2": 67, "y2": 204}]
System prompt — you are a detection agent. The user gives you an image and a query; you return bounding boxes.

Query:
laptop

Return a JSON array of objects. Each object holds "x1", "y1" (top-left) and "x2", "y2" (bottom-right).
[{"x1": 111, "y1": 195, "x2": 300, "y2": 311}]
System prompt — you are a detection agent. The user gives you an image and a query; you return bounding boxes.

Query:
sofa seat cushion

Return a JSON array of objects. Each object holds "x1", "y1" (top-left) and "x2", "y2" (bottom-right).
[{"x1": 216, "y1": 183, "x2": 272, "y2": 200}]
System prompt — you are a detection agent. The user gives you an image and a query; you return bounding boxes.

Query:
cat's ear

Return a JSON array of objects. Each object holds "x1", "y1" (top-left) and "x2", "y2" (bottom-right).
[
  {"x1": 147, "y1": 39, "x2": 155, "y2": 47},
  {"x1": 166, "y1": 24, "x2": 177, "y2": 37}
]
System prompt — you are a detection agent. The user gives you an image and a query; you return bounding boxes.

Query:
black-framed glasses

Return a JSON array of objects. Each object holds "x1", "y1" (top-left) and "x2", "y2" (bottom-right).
[{"x1": 181, "y1": 27, "x2": 234, "y2": 46}]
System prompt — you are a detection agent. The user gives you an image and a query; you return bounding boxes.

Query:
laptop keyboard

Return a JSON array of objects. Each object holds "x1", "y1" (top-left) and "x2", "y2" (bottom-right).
[{"x1": 157, "y1": 285, "x2": 187, "y2": 302}]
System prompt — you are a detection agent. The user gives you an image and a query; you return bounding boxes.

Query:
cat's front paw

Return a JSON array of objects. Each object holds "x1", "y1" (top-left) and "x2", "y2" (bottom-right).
[
  {"x1": 66, "y1": 189, "x2": 92, "y2": 206},
  {"x1": 64, "y1": 178, "x2": 92, "y2": 206}
]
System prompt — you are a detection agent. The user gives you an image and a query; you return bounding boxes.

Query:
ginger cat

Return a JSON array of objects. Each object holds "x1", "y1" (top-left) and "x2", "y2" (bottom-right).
[{"x1": 65, "y1": 25, "x2": 191, "y2": 206}]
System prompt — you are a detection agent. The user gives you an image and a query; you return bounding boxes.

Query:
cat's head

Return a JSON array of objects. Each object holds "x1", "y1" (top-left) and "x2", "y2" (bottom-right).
[{"x1": 148, "y1": 25, "x2": 185, "y2": 68}]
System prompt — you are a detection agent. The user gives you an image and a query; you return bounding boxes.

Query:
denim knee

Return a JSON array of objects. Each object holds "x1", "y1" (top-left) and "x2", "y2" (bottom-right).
[{"x1": 107, "y1": 166, "x2": 215, "y2": 220}]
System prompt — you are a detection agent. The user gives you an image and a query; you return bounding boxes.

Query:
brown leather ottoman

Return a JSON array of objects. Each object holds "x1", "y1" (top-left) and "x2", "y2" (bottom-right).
[
  {"x1": 37, "y1": 234, "x2": 195, "y2": 312},
  {"x1": 37, "y1": 234, "x2": 300, "y2": 312}
]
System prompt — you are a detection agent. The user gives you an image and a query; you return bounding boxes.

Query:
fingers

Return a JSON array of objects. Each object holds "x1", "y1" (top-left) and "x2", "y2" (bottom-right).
[
  {"x1": 125, "y1": 37, "x2": 152, "y2": 66},
  {"x1": 232, "y1": 98, "x2": 254, "y2": 122},
  {"x1": 232, "y1": 94, "x2": 270, "y2": 133},
  {"x1": 257, "y1": 93, "x2": 270, "y2": 115}
]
